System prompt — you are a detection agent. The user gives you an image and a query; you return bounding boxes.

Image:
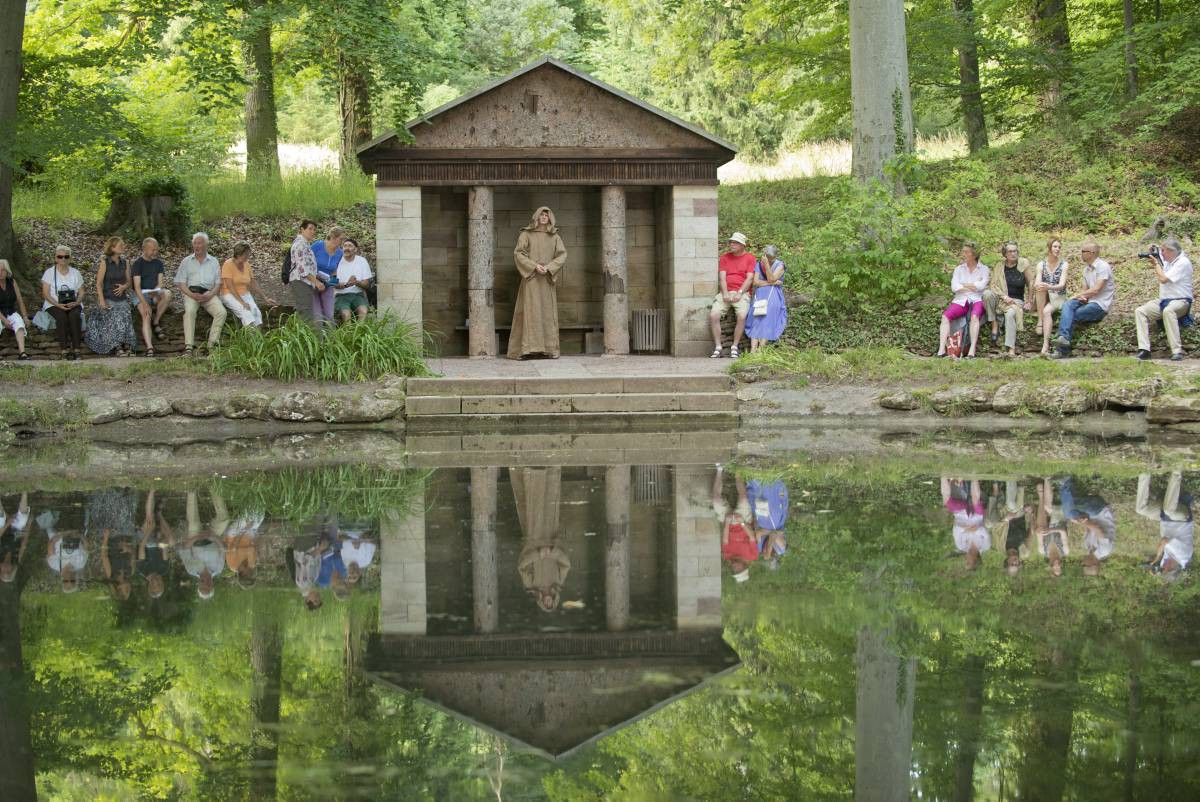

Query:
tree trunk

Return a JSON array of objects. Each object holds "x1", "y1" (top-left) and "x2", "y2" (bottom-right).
[
  {"x1": 953, "y1": 654, "x2": 986, "y2": 802},
  {"x1": 249, "y1": 600, "x2": 283, "y2": 800},
  {"x1": 1121, "y1": 672, "x2": 1141, "y2": 802},
  {"x1": 242, "y1": 0, "x2": 280, "y2": 181},
  {"x1": 848, "y1": 0, "x2": 914, "y2": 188},
  {"x1": 1031, "y1": 0, "x2": 1072, "y2": 112},
  {"x1": 0, "y1": 0, "x2": 27, "y2": 284},
  {"x1": 1123, "y1": 0, "x2": 1138, "y2": 100},
  {"x1": 338, "y1": 54, "x2": 373, "y2": 173},
  {"x1": 1017, "y1": 644, "x2": 1078, "y2": 802},
  {"x1": 854, "y1": 626, "x2": 916, "y2": 802},
  {"x1": 0, "y1": 582, "x2": 36, "y2": 802},
  {"x1": 952, "y1": 0, "x2": 989, "y2": 153}
]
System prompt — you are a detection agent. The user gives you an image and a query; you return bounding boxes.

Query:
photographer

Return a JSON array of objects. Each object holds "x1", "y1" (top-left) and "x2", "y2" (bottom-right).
[
  {"x1": 1135, "y1": 236, "x2": 1193, "y2": 361},
  {"x1": 40, "y1": 244, "x2": 85, "y2": 360}
]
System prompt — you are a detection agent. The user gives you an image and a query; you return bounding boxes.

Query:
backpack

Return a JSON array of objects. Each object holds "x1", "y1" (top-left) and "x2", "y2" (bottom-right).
[{"x1": 281, "y1": 248, "x2": 292, "y2": 284}]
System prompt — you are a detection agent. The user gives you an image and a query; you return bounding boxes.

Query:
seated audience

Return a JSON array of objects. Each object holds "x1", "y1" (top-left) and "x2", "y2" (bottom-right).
[
  {"x1": 1034, "y1": 238, "x2": 1070, "y2": 354},
  {"x1": 41, "y1": 245, "x2": 85, "y2": 360},
  {"x1": 983, "y1": 241, "x2": 1033, "y2": 356},
  {"x1": 84, "y1": 236, "x2": 138, "y2": 357},
  {"x1": 219, "y1": 242, "x2": 275, "y2": 328},
  {"x1": 334, "y1": 238, "x2": 373, "y2": 323},
  {"x1": 1051, "y1": 241, "x2": 1113, "y2": 359},
  {"x1": 1134, "y1": 236, "x2": 1193, "y2": 361},
  {"x1": 746, "y1": 245, "x2": 787, "y2": 353},
  {"x1": 0, "y1": 259, "x2": 30, "y2": 359},
  {"x1": 936, "y1": 243, "x2": 989, "y2": 359},
  {"x1": 710, "y1": 232, "x2": 756, "y2": 359},
  {"x1": 175, "y1": 232, "x2": 226, "y2": 356},
  {"x1": 132, "y1": 237, "x2": 173, "y2": 356},
  {"x1": 312, "y1": 226, "x2": 346, "y2": 324}
]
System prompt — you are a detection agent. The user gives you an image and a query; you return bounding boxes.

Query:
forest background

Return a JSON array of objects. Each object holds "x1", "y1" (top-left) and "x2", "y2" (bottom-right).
[{"x1": 1, "y1": 0, "x2": 1199, "y2": 356}]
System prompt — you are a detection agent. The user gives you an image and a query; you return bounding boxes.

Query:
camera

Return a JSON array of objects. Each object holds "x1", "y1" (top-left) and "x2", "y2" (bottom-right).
[
  {"x1": 1138, "y1": 244, "x2": 1161, "y2": 261},
  {"x1": 57, "y1": 286, "x2": 76, "y2": 304}
]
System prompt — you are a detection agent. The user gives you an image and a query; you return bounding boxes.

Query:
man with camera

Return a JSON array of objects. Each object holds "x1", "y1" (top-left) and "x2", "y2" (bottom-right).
[{"x1": 1135, "y1": 236, "x2": 1193, "y2": 361}]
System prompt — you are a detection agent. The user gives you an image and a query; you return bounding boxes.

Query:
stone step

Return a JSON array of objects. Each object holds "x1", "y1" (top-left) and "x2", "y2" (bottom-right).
[
  {"x1": 404, "y1": 410, "x2": 739, "y2": 434},
  {"x1": 406, "y1": 392, "x2": 736, "y2": 416},
  {"x1": 406, "y1": 374, "x2": 732, "y2": 397}
]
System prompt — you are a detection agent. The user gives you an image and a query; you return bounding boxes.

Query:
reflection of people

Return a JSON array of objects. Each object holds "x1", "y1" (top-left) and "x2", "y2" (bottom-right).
[
  {"x1": 1136, "y1": 472, "x2": 1193, "y2": 581},
  {"x1": 224, "y1": 507, "x2": 263, "y2": 589},
  {"x1": 340, "y1": 527, "x2": 377, "y2": 586},
  {"x1": 1036, "y1": 478, "x2": 1069, "y2": 576},
  {"x1": 512, "y1": 467, "x2": 568, "y2": 611},
  {"x1": 986, "y1": 480, "x2": 1031, "y2": 576},
  {"x1": 1058, "y1": 477, "x2": 1115, "y2": 577},
  {"x1": 714, "y1": 466, "x2": 757, "y2": 582},
  {"x1": 137, "y1": 489, "x2": 172, "y2": 599},
  {"x1": 508, "y1": 207, "x2": 567, "y2": 360},
  {"x1": 42, "y1": 510, "x2": 86, "y2": 593},
  {"x1": 176, "y1": 491, "x2": 227, "y2": 600},
  {"x1": 747, "y1": 478, "x2": 788, "y2": 569},
  {"x1": 291, "y1": 530, "x2": 328, "y2": 612},
  {"x1": 0, "y1": 493, "x2": 31, "y2": 583},
  {"x1": 86, "y1": 487, "x2": 138, "y2": 598},
  {"x1": 944, "y1": 478, "x2": 987, "y2": 570}
]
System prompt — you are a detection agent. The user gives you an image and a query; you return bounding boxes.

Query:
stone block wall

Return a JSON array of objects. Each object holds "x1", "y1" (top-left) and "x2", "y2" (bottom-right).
[
  {"x1": 380, "y1": 502, "x2": 428, "y2": 635},
  {"x1": 376, "y1": 186, "x2": 423, "y2": 327},
  {"x1": 672, "y1": 464, "x2": 722, "y2": 629},
  {"x1": 419, "y1": 186, "x2": 659, "y2": 356},
  {"x1": 658, "y1": 186, "x2": 719, "y2": 357}
]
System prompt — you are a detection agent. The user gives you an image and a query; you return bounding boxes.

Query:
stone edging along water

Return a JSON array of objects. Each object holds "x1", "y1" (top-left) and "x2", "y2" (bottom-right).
[
  {"x1": 82, "y1": 387, "x2": 408, "y2": 426},
  {"x1": 876, "y1": 377, "x2": 1200, "y2": 424}
]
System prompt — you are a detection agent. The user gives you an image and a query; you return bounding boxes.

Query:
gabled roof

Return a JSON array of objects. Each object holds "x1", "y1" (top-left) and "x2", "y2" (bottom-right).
[{"x1": 356, "y1": 56, "x2": 737, "y2": 156}]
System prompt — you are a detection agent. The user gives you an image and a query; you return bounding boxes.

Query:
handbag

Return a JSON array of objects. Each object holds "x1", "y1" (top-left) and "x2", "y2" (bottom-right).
[
  {"x1": 752, "y1": 298, "x2": 769, "y2": 316},
  {"x1": 946, "y1": 329, "x2": 964, "y2": 358}
]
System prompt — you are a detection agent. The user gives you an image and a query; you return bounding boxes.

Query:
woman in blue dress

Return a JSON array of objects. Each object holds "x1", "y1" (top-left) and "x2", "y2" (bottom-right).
[
  {"x1": 748, "y1": 478, "x2": 789, "y2": 569},
  {"x1": 746, "y1": 245, "x2": 787, "y2": 353}
]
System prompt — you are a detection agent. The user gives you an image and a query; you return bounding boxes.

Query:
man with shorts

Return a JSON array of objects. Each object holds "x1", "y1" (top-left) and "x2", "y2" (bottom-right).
[
  {"x1": 710, "y1": 232, "x2": 756, "y2": 358},
  {"x1": 132, "y1": 237, "x2": 173, "y2": 356},
  {"x1": 333, "y1": 238, "x2": 373, "y2": 323}
]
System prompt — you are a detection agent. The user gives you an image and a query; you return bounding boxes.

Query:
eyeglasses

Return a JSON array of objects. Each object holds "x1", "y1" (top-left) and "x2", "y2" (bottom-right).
[{"x1": 55, "y1": 255, "x2": 70, "y2": 260}]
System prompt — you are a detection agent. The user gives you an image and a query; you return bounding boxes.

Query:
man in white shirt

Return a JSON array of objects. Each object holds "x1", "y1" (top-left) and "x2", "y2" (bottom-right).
[
  {"x1": 1136, "y1": 472, "x2": 1193, "y2": 580},
  {"x1": 1052, "y1": 241, "x2": 1113, "y2": 358},
  {"x1": 174, "y1": 232, "x2": 227, "y2": 355},
  {"x1": 333, "y1": 238, "x2": 374, "y2": 323},
  {"x1": 1135, "y1": 236, "x2": 1193, "y2": 361}
]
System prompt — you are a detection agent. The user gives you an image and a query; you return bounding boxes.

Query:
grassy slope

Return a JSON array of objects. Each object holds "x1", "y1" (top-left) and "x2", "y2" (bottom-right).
[{"x1": 718, "y1": 134, "x2": 1200, "y2": 356}]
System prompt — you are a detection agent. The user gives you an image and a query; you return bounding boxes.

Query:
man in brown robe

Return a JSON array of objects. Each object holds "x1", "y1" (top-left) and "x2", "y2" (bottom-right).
[
  {"x1": 508, "y1": 206, "x2": 568, "y2": 359},
  {"x1": 511, "y1": 466, "x2": 569, "y2": 612}
]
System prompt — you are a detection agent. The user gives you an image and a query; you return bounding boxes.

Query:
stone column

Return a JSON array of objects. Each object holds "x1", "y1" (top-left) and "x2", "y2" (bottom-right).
[
  {"x1": 379, "y1": 499, "x2": 427, "y2": 636},
  {"x1": 674, "y1": 464, "x2": 722, "y2": 628},
  {"x1": 605, "y1": 464, "x2": 631, "y2": 632},
  {"x1": 665, "y1": 186, "x2": 719, "y2": 356},
  {"x1": 601, "y1": 185, "x2": 630, "y2": 355},
  {"x1": 471, "y1": 467, "x2": 499, "y2": 634},
  {"x1": 467, "y1": 186, "x2": 497, "y2": 358},
  {"x1": 375, "y1": 186, "x2": 423, "y2": 330}
]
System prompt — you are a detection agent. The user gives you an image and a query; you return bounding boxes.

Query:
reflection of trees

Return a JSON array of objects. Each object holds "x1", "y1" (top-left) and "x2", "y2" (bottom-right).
[
  {"x1": 0, "y1": 564, "x2": 35, "y2": 800},
  {"x1": 249, "y1": 592, "x2": 283, "y2": 799},
  {"x1": 1017, "y1": 644, "x2": 1079, "y2": 802},
  {"x1": 854, "y1": 626, "x2": 915, "y2": 802}
]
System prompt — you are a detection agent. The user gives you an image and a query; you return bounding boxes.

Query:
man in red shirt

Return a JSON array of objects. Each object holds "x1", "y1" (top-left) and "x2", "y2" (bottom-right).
[
  {"x1": 709, "y1": 232, "x2": 757, "y2": 358},
  {"x1": 713, "y1": 465, "x2": 758, "y2": 583}
]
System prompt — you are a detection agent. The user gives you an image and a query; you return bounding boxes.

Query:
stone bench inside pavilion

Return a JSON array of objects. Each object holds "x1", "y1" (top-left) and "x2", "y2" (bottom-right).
[{"x1": 356, "y1": 57, "x2": 737, "y2": 358}]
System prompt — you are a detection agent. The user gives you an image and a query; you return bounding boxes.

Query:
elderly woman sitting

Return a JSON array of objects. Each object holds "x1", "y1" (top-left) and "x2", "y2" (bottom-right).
[
  {"x1": 982, "y1": 241, "x2": 1034, "y2": 356},
  {"x1": 0, "y1": 259, "x2": 31, "y2": 360},
  {"x1": 936, "y1": 243, "x2": 990, "y2": 359}
]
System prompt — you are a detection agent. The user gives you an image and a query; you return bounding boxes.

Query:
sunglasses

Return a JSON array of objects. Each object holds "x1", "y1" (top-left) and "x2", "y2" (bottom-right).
[{"x1": 56, "y1": 255, "x2": 70, "y2": 260}]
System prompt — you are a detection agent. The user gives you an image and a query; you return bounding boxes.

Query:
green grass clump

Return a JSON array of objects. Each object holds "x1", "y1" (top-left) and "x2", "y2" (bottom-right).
[
  {"x1": 210, "y1": 313, "x2": 430, "y2": 382},
  {"x1": 188, "y1": 169, "x2": 374, "y2": 222},
  {"x1": 731, "y1": 345, "x2": 1171, "y2": 387},
  {"x1": 211, "y1": 464, "x2": 428, "y2": 523},
  {"x1": 3, "y1": 359, "x2": 209, "y2": 386},
  {"x1": 0, "y1": 395, "x2": 88, "y2": 431}
]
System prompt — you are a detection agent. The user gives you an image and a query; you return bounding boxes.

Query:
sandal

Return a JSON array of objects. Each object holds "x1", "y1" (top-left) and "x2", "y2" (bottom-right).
[
  {"x1": 729, "y1": 346, "x2": 739, "y2": 358},
  {"x1": 144, "y1": 347, "x2": 155, "y2": 358},
  {"x1": 18, "y1": 352, "x2": 29, "y2": 361},
  {"x1": 183, "y1": 346, "x2": 194, "y2": 358},
  {"x1": 710, "y1": 347, "x2": 723, "y2": 358},
  {"x1": 153, "y1": 324, "x2": 165, "y2": 339}
]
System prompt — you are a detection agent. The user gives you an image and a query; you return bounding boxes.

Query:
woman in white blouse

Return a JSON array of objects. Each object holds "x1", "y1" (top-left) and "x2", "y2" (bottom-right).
[
  {"x1": 1033, "y1": 237, "x2": 1070, "y2": 355},
  {"x1": 936, "y1": 243, "x2": 990, "y2": 359}
]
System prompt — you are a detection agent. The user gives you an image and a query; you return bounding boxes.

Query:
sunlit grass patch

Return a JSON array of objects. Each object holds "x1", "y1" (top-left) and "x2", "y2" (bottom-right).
[
  {"x1": 188, "y1": 169, "x2": 374, "y2": 221},
  {"x1": 3, "y1": 358, "x2": 210, "y2": 386}
]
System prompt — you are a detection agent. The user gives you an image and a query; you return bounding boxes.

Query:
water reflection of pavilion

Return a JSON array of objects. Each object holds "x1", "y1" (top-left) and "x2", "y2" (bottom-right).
[{"x1": 367, "y1": 459, "x2": 740, "y2": 759}]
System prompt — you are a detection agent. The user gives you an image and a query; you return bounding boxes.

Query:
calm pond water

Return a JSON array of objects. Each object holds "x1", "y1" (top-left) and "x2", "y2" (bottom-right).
[{"x1": 1, "y1": 456, "x2": 1198, "y2": 800}]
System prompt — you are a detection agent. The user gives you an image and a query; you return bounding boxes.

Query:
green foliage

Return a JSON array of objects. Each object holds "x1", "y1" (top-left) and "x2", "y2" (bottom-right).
[
  {"x1": 802, "y1": 177, "x2": 945, "y2": 308},
  {"x1": 188, "y1": 169, "x2": 375, "y2": 222},
  {"x1": 213, "y1": 464, "x2": 428, "y2": 523},
  {"x1": 209, "y1": 313, "x2": 430, "y2": 382},
  {"x1": 0, "y1": 395, "x2": 88, "y2": 432},
  {"x1": 102, "y1": 175, "x2": 195, "y2": 244}
]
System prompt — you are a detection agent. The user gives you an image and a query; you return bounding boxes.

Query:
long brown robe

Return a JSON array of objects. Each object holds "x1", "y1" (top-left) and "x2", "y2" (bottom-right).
[
  {"x1": 511, "y1": 467, "x2": 569, "y2": 611},
  {"x1": 508, "y1": 207, "x2": 568, "y2": 359}
]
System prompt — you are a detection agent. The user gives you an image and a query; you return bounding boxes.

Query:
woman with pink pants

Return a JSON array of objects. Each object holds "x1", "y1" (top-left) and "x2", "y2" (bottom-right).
[{"x1": 936, "y1": 243, "x2": 990, "y2": 359}]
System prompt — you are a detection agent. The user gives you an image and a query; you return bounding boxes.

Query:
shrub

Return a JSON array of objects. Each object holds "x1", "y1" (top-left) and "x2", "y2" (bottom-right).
[
  {"x1": 210, "y1": 313, "x2": 430, "y2": 382},
  {"x1": 100, "y1": 174, "x2": 194, "y2": 245},
  {"x1": 802, "y1": 177, "x2": 945, "y2": 308}
]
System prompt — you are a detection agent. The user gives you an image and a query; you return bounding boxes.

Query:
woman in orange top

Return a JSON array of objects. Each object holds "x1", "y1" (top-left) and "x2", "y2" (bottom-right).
[{"x1": 219, "y1": 242, "x2": 275, "y2": 328}]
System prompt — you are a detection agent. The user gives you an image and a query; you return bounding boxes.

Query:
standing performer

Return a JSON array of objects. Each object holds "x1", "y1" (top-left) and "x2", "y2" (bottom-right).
[{"x1": 508, "y1": 206, "x2": 567, "y2": 359}]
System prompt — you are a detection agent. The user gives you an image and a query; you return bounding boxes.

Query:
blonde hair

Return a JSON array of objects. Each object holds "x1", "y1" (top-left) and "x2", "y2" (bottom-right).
[
  {"x1": 0, "y1": 258, "x2": 9, "y2": 276},
  {"x1": 103, "y1": 236, "x2": 124, "y2": 258},
  {"x1": 1046, "y1": 237, "x2": 1062, "y2": 254}
]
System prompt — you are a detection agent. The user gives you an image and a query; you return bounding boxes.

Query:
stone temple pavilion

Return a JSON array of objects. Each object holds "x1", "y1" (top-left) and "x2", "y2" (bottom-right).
[{"x1": 356, "y1": 57, "x2": 736, "y2": 358}]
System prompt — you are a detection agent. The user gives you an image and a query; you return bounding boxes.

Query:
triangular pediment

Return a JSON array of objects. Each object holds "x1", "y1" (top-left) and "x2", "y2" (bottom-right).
[{"x1": 358, "y1": 58, "x2": 736, "y2": 158}]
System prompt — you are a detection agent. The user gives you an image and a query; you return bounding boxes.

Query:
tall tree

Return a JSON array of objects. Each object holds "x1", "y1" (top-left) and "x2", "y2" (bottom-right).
[
  {"x1": 1030, "y1": 0, "x2": 1072, "y2": 111},
  {"x1": 1122, "y1": 0, "x2": 1138, "y2": 100},
  {"x1": 0, "y1": 0, "x2": 27, "y2": 278},
  {"x1": 854, "y1": 626, "x2": 916, "y2": 802},
  {"x1": 338, "y1": 52, "x2": 373, "y2": 171},
  {"x1": 242, "y1": 0, "x2": 281, "y2": 180},
  {"x1": 848, "y1": 0, "x2": 914, "y2": 186},
  {"x1": 952, "y1": 0, "x2": 989, "y2": 153}
]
